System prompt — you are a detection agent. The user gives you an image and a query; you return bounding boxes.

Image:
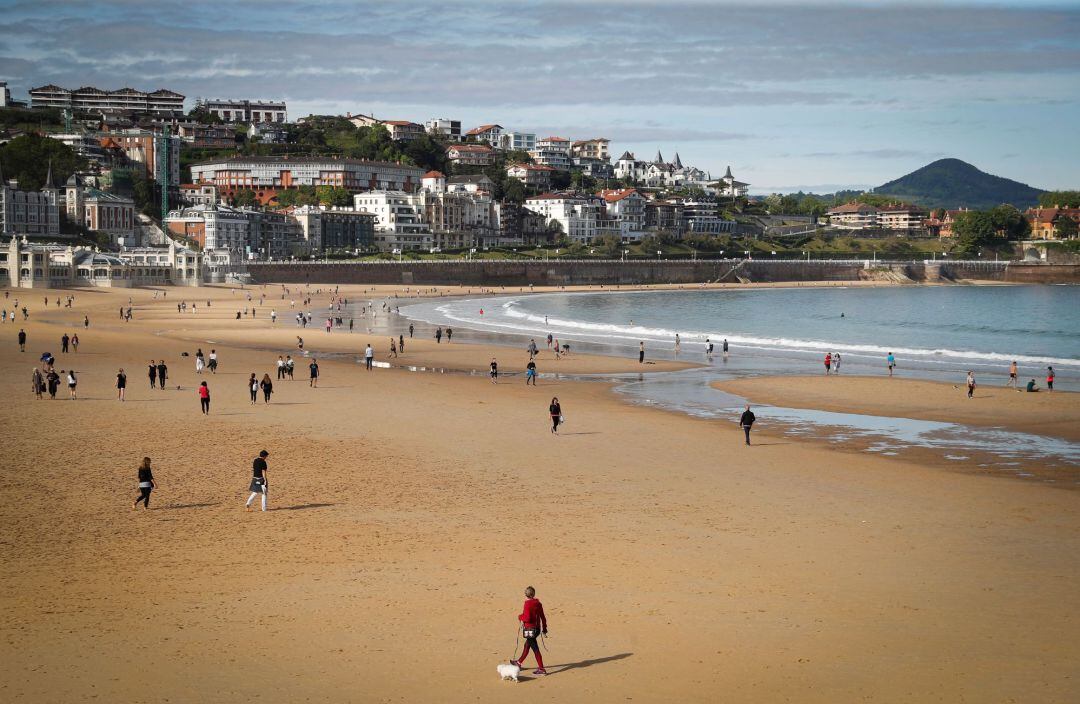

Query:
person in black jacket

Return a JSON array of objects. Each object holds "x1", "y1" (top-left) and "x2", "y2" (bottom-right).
[
  {"x1": 157, "y1": 361, "x2": 168, "y2": 390},
  {"x1": 739, "y1": 405, "x2": 756, "y2": 446},
  {"x1": 133, "y1": 457, "x2": 156, "y2": 510}
]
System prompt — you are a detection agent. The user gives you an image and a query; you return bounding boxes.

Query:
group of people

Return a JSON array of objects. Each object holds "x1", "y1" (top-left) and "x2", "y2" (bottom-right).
[
  {"x1": 823, "y1": 352, "x2": 842, "y2": 374},
  {"x1": 131, "y1": 450, "x2": 272, "y2": 513}
]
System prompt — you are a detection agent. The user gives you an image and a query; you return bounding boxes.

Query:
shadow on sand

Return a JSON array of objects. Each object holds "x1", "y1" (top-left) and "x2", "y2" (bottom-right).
[
  {"x1": 519, "y1": 652, "x2": 633, "y2": 680},
  {"x1": 272, "y1": 503, "x2": 335, "y2": 511},
  {"x1": 156, "y1": 502, "x2": 222, "y2": 511}
]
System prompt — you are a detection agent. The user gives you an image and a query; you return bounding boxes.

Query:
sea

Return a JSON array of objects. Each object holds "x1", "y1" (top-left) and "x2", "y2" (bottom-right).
[{"x1": 397, "y1": 285, "x2": 1080, "y2": 480}]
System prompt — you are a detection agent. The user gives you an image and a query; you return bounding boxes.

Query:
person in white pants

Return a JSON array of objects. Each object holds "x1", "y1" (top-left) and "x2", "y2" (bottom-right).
[{"x1": 245, "y1": 450, "x2": 270, "y2": 512}]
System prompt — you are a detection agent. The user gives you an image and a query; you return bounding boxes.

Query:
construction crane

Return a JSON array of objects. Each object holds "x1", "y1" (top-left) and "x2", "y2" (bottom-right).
[{"x1": 156, "y1": 133, "x2": 173, "y2": 224}]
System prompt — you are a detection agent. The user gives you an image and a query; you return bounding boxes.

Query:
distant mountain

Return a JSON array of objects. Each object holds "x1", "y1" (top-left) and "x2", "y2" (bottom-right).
[{"x1": 874, "y1": 158, "x2": 1045, "y2": 210}]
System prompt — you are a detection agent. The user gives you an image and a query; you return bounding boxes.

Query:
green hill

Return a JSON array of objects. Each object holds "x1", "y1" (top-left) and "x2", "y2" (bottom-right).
[{"x1": 874, "y1": 158, "x2": 1045, "y2": 210}]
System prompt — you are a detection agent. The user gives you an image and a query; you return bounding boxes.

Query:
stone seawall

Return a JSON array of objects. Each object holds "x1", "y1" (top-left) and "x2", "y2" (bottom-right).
[{"x1": 245, "y1": 260, "x2": 1078, "y2": 286}]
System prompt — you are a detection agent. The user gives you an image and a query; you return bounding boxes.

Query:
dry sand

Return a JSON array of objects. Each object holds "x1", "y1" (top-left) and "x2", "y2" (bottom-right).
[
  {"x1": 1, "y1": 284, "x2": 1078, "y2": 703},
  {"x1": 716, "y1": 375, "x2": 1080, "y2": 443}
]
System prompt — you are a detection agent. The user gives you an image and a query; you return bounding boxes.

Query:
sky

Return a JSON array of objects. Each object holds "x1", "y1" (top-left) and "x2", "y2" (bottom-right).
[{"x1": 1, "y1": 0, "x2": 1078, "y2": 194}]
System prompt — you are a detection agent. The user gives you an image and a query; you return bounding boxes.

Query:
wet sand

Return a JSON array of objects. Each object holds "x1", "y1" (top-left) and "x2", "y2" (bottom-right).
[
  {"x1": 715, "y1": 375, "x2": 1080, "y2": 443},
  {"x1": 1, "y1": 284, "x2": 1078, "y2": 703}
]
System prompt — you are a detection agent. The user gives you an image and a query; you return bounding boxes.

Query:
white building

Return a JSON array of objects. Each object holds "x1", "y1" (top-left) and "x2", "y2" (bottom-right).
[
  {"x1": 506, "y1": 163, "x2": 556, "y2": 191},
  {"x1": 446, "y1": 143, "x2": 495, "y2": 166},
  {"x1": 571, "y1": 138, "x2": 610, "y2": 162},
  {"x1": 877, "y1": 204, "x2": 927, "y2": 232},
  {"x1": 598, "y1": 188, "x2": 646, "y2": 239},
  {"x1": 530, "y1": 137, "x2": 573, "y2": 170},
  {"x1": 711, "y1": 166, "x2": 750, "y2": 198},
  {"x1": 2, "y1": 238, "x2": 202, "y2": 288},
  {"x1": 464, "y1": 124, "x2": 503, "y2": 146},
  {"x1": 499, "y1": 131, "x2": 537, "y2": 152},
  {"x1": 199, "y1": 98, "x2": 287, "y2": 123},
  {"x1": 425, "y1": 118, "x2": 462, "y2": 141},
  {"x1": 382, "y1": 120, "x2": 425, "y2": 141},
  {"x1": 614, "y1": 150, "x2": 715, "y2": 190},
  {"x1": 189, "y1": 156, "x2": 424, "y2": 201},
  {"x1": 525, "y1": 194, "x2": 602, "y2": 244},
  {"x1": 0, "y1": 81, "x2": 9, "y2": 107},
  {"x1": 166, "y1": 204, "x2": 252, "y2": 280},
  {"x1": 30, "y1": 85, "x2": 185, "y2": 116},
  {"x1": 827, "y1": 202, "x2": 879, "y2": 229},
  {"x1": 352, "y1": 190, "x2": 432, "y2": 252}
]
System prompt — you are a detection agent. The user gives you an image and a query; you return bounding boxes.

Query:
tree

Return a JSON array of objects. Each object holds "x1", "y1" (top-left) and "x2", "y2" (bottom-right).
[
  {"x1": 503, "y1": 178, "x2": 526, "y2": 204},
  {"x1": 316, "y1": 186, "x2": 351, "y2": 207},
  {"x1": 570, "y1": 170, "x2": 597, "y2": 193},
  {"x1": 1037, "y1": 191, "x2": 1080, "y2": 208},
  {"x1": 989, "y1": 204, "x2": 1029, "y2": 240},
  {"x1": 0, "y1": 134, "x2": 85, "y2": 190},
  {"x1": 594, "y1": 233, "x2": 621, "y2": 256},
  {"x1": 232, "y1": 189, "x2": 258, "y2": 207},
  {"x1": 132, "y1": 173, "x2": 157, "y2": 217},
  {"x1": 275, "y1": 186, "x2": 318, "y2": 207},
  {"x1": 952, "y1": 211, "x2": 996, "y2": 253},
  {"x1": 1055, "y1": 216, "x2": 1079, "y2": 240},
  {"x1": 550, "y1": 170, "x2": 572, "y2": 190},
  {"x1": 187, "y1": 106, "x2": 223, "y2": 125}
]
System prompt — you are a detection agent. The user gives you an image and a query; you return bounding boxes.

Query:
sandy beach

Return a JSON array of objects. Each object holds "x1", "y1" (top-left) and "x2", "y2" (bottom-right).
[{"x1": 1, "y1": 283, "x2": 1078, "y2": 703}]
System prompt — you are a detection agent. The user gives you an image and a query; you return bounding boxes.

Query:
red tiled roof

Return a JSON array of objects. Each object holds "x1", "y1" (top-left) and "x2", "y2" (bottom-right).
[
  {"x1": 448, "y1": 144, "x2": 494, "y2": 153},
  {"x1": 422, "y1": 170, "x2": 445, "y2": 179},
  {"x1": 507, "y1": 163, "x2": 556, "y2": 172},
  {"x1": 828, "y1": 202, "x2": 878, "y2": 214},
  {"x1": 466, "y1": 124, "x2": 502, "y2": 135},
  {"x1": 541, "y1": 136, "x2": 570, "y2": 142},
  {"x1": 597, "y1": 188, "x2": 639, "y2": 203},
  {"x1": 383, "y1": 120, "x2": 420, "y2": 127}
]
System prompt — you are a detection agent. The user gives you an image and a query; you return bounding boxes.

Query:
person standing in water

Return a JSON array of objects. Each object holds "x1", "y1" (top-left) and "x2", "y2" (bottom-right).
[
  {"x1": 740, "y1": 404, "x2": 756, "y2": 446},
  {"x1": 132, "y1": 457, "x2": 156, "y2": 510},
  {"x1": 833, "y1": 352, "x2": 841, "y2": 374},
  {"x1": 511, "y1": 586, "x2": 548, "y2": 675},
  {"x1": 245, "y1": 450, "x2": 270, "y2": 512},
  {"x1": 549, "y1": 397, "x2": 562, "y2": 434},
  {"x1": 1007, "y1": 361, "x2": 1018, "y2": 389},
  {"x1": 638, "y1": 341, "x2": 645, "y2": 364},
  {"x1": 1047, "y1": 366, "x2": 1055, "y2": 392},
  {"x1": 116, "y1": 368, "x2": 127, "y2": 401},
  {"x1": 722, "y1": 338, "x2": 729, "y2": 357},
  {"x1": 824, "y1": 352, "x2": 832, "y2": 375},
  {"x1": 198, "y1": 381, "x2": 210, "y2": 414},
  {"x1": 886, "y1": 352, "x2": 896, "y2": 377},
  {"x1": 674, "y1": 334, "x2": 681, "y2": 355}
]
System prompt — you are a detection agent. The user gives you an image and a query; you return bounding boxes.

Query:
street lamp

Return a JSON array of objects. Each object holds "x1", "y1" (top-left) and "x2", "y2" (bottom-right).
[{"x1": 656, "y1": 250, "x2": 662, "y2": 261}]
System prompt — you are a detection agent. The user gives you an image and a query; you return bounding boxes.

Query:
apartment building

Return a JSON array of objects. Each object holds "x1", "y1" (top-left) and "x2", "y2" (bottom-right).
[
  {"x1": 681, "y1": 200, "x2": 735, "y2": 234},
  {"x1": 877, "y1": 204, "x2": 927, "y2": 232},
  {"x1": 0, "y1": 174, "x2": 60, "y2": 237},
  {"x1": 165, "y1": 204, "x2": 251, "y2": 279},
  {"x1": 645, "y1": 200, "x2": 684, "y2": 234},
  {"x1": 100, "y1": 129, "x2": 182, "y2": 184},
  {"x1": 506, "y1": 163, "x2": 556, "y2": 191},
  {"x1": 383, "y1": 120, "x2": 425, "y2": 141},
  {"x1": 177, "y1": 123, "x2": 237, "y2": 149},
  {"x1": 30, "y1": 84, "x2": 185, "y2": 116},
  {"x1": 0, "y1": 81, "x2": 9, "y2": 107},
  {"x1": 530, "y1": 137, "x2": 573, "y2": 170},
  {"x1": 598, "y1": 188, "x2": 646, "y2": 239},
  {"x1": 525, "y1": 193, "x2": 602, "y2": 244},
  {"x1": 827, "y1": 202, "x2": 880, "y2": 229},
  {"x1": 189, "y1": 156, "x2": 424, "y2": 203},
  {"x1": 180, "y1": 184, "x2": 219, "y2": 207},
  {"x1": 198, "y1": 98, "x2": 287, "y2": 124},
  {"x1": 465, "y1": 124, "x2": 503, "y2": 146},
  {"x1": 446, "y1": 143, "x2": 495, "y2": 166},
  {"x1": 425, "y1": 118, "x2": 462, "y2": 141},
  {"x1": 499, "y1": 132, "x2": 537, "y2": 152},
  {"x1": 289, "y1": 205, "x2": 377, "y2": 254},
  {"x1": 571, "y1": 138, "x2": 610, "y2": 161},
  {"x1": 353, "y1": 191, "x2": 432, "y2": 251}
]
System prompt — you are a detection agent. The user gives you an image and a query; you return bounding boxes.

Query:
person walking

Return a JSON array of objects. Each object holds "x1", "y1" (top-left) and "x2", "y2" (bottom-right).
[
  {"x1": 833, "y1": 352, "x2": 841, "y2": 374},
  {"x1": 248, "y1": 373, "x2": 259, "y2": 404},
  {"x1": 1047, "y1": 366, "x2": 1055, "y2": 392},
  {"x1": 195, "y1": 348, "x2": 205, "y2": 374},
  {"x1": 67, "y1": 370, "x2": 78, "y2": 399},
  {"x1": 435, "y1": 327, "x2": 442, "y2": 344},
  {"x1": 309, "y1": 358, "x2": 319, "y2": 387},
  {"x1": 549, "y1": 397, "x2": 562, "y2": 434},
  {"x1": 18, "y1": 328, "x2": 26, "y2": 352},
  {"x1": 116, "y1": 368, "x2": 127, "y2": 401},
  {"x1": 46, "y1": 369, "x2": 59, "y2": 399},
  {"x1": 286, "y1": 355, "x2": 295, "y2": 380},
  {"x1": 511, "y1": 586, "x2": 548, "y2": 676},
  {"x1": 198, "y1": 381, "x2": 210, "y2": 414},
  {"x1": 245, "y1": 450, "x2": 270, "y2": 512},
  {"x1": 208, "y1": 349, "x2": 218, "y2": 374},
  {"x1": 966, "y1": 371, "x2": 976, "y2": 399},
  {"x1": 446, "y1": 327, "x2": 453, "y2": 342},
  {"x1": 722, "y1": 338, "x2": 728, "y2": 357},
  {"x1": 528, "y1": 339, "x2": 538, "y2": 359},
  {"x1": 32, "y1": 368, "x2": 44, "y2": 400},
  {"x1": 638, "y1": 341, "x2": 645, "y2": 364},
  {"x1": 740, "y1": 404, "x2": 756, "y2": 446},
  {"x1": 72, "y1": 334, "x2": 79, "y2": 353},
  {"x1": 277, "y1": 356, "x2": 286, "y2": 380},
  {"x1": 260, "y1": 373, "x2": 273, "y2": 404},
  {"x1": 490, "y1": 358, "x2": 498, "y2": 384},
  {"x1": 824, "y1": 352, "x2": 832, "y2": 375},
  {"x1": 887, "y1": 352, "x2": 896, "y2": 377},
  {"x1": 409, "y1": 323, "x2": 414, "y2": 338},
  {"x1": 149, "y1": 361, "x2": 158, "y2": 389},
  {"x1": 364, "y1": 344, "x2": 374, "y2": 370},
  {"x1": 399, "y1": 334, "x2": 405, "y2": 353},
  {"x1": 389, "y1": 338, "x2": 397, "y2": 358},
  {"x1": 132, "y1": 457, "x2": 156, "y2": 510},
  {"x1": 525, "y1": 359, "x2": 537, "y2": 386},
  {"x1": 1008, "y1": 361, "x2": 1018, "y2": 389},
  {"x1": 157, "y1": 360, "x2": 167, "y2": 390},
  {"x1": 61, "y1": 333, "x2": 70, "y2": 353}
]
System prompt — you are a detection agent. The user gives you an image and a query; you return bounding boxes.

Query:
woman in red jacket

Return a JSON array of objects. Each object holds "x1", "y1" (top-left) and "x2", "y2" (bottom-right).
[{"x1": 513, "y1": 586, "x2": 548, "y2": 675}]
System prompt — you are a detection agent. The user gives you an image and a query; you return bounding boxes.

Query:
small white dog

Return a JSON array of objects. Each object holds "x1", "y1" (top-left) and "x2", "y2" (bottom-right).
[{"x1": 497, "y1": 661, "x2": 521, "y2": 682}]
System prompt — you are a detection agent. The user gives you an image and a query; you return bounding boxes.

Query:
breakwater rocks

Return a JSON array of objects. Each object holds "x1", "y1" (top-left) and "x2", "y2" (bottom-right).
[{"x1": 246, "y1": 259, "x2": 1079, "y2": 286}]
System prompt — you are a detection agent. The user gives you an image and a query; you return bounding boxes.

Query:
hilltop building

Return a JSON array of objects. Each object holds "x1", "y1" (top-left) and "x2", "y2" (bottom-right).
[
  {"x1": 30, "y1": 84, "x2": 185, "y2": 116},
  {"x1": 197, "y1": 98, "x2": 287, "y2": 123}
]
